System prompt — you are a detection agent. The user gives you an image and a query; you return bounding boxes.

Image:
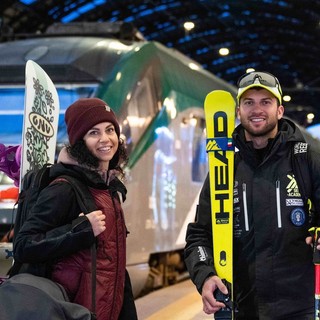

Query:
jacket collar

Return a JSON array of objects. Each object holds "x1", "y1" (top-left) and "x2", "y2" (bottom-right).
[{"x1": 232, "y1": 118, "x2": 306, "y2": 166}]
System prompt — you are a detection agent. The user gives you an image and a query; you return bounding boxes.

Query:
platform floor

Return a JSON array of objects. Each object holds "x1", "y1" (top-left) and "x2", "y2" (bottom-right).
[{"x1": 135, "y1": 279, "x2": 214, "y2": 320}]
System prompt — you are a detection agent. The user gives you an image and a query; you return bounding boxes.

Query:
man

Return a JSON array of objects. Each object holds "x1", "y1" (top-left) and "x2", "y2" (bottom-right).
[{"x1": 184, "y1": 71, "x2": 320, "y2": 319}]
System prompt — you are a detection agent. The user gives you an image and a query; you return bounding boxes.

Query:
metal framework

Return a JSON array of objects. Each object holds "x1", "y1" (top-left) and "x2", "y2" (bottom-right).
[{"x1": 0, "y1": 0, "x2": 319, "y2": 125}]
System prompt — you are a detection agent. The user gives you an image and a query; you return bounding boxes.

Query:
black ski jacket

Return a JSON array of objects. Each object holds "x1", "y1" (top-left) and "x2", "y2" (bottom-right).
[{"x1": 184, "y1": 118, "x2": 320, "y2": 319}]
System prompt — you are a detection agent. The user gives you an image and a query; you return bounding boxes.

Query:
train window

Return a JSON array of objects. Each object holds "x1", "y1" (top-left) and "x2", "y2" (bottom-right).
[
  {"x1": 57, "y1": 85, "x2": 98, "y2": 110},
  {"x1": 0, "y1": 85, "x2": 98, "y2": 145},
  {"x1": 122, "y1": 67, "x2": 158, "y2": 149},
  {"x1": 0, "y1": 87, "x2": 28, "y2": 144},
  {"x1": 191, "y1": 117, "x2": 207, "y2": 182},
  {"x1": 56, "y1": 85, "x2": 98, "y2": 143}
]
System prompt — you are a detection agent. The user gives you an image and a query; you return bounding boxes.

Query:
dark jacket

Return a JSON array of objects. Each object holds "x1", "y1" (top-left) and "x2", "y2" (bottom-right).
[
  {"x1": 13, "y1": 162, "x2": 136, "y2": 320},
  {"x1": 184, "y1": 119, "x2": 320, "y2": 319}
]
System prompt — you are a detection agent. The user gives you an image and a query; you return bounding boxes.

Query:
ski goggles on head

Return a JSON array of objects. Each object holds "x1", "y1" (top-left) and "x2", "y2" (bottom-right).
[{"x1": 236, "y1": 71, "x2": 283, "y2": 103}]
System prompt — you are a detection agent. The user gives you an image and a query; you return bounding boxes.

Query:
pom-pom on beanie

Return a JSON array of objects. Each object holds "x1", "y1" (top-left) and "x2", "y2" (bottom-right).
[{"x1": 65, "y1": 98, "x2": 120, "y2": 145}]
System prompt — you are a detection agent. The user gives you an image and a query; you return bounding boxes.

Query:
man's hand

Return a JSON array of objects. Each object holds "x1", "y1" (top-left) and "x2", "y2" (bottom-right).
[
  {"x1": 306, "y1": 235, "x2": 320, "y2": 250},
  {"x1": 202, "y1": 275, "x2": 228, "y2": 314}
]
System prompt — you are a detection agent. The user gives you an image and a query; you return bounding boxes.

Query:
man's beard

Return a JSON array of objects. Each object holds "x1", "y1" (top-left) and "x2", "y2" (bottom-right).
[{"x1": 241, "y1": 119, "x2": 278, "y2": 138}]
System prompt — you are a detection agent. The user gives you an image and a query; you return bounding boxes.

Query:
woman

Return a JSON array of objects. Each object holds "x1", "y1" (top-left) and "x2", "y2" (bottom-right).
[{"x1": 13, "y1": 98, "x2": 137, "y2": 320}]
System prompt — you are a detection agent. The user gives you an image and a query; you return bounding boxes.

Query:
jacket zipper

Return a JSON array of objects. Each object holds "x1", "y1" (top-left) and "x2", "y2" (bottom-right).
[
  {"x1": 276, "y1": 180, "x2": 282, "y2": 228},
  {"x1": 242, "y1": 183, "x2": 249, "y2": 231}
]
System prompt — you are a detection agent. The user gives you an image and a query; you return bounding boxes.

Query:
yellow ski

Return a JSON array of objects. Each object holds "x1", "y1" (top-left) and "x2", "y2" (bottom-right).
[{"x1": 204, "y1": 90, "x2": 235, "y2": 319}]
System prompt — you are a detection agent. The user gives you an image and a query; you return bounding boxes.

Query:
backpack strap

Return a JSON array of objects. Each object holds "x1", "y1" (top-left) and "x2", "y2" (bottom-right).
[
  {"x1": 53, "y1": 175, "x2": 97, "y2": 213},
  {"x1": 292, "y1": 142, "x2": 311, "y2": 209},
  {"x1": 52, "y1": 175, "x2": 97, "y2": 317}
]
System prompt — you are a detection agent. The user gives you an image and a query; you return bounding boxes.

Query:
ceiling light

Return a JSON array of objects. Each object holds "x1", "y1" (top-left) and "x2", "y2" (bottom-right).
[
  {"x1": 184, "y1": 22, "x2": 195, "y2": 31},
  {"x1": 246, "y1": 68, "x2": 255, "y2": 73},
  {"x1": 219, "y1": 48, "x2": 229, "y2": 56},
  {"x1": 307, "y1": 113, "x2": 315, "y2": 124},
  {"x1": 283, "y1": 95, "x2": 291, "y2": 102}
]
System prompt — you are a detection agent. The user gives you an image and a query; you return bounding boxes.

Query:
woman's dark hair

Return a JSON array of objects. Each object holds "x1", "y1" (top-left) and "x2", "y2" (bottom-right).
[{"x1": 66, "y1": 138, "x2": 128, "y2": 179}]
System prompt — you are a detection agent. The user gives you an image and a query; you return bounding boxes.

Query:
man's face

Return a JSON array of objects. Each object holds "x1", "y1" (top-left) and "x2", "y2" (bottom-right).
[{"x1": 237, "y1": 88, "x2": 284, "y2": 141}]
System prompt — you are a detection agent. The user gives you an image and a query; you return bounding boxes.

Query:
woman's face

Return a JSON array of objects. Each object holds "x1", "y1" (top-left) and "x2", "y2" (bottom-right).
[{"x1": 83, "y1": 121, "x2": 119, "y2": 171}]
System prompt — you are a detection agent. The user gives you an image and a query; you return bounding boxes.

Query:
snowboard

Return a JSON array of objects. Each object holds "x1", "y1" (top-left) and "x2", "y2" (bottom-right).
[
  {"x1": 204, "y1": 90, "x2": 236, "y2": 319},
  {"x1": 20, "y1": 60, "x2": 60, "y2": 188},
  {"x1": 0, "y1": 61, "x2": 59, "y2": 278}
]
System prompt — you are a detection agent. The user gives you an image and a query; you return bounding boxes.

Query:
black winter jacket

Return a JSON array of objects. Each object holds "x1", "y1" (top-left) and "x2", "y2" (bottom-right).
[
  {"x1": 14, "y1": 163, "x2": 113, "y2": 267},
  {"x1": 184, "y1": 119, "x2": 320, "y2": 319}
]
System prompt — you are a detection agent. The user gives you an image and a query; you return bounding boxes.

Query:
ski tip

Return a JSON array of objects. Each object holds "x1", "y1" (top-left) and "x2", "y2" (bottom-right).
[
  {"x1": 205, "y1": 90, "x2": 234, "y2": 100},
  {"x1": 26, "y1": 59, "x2": 39, "y2": 70},
  {"x1": 26, "y1": 60, "x2": 44, "y2": 73},
  {"x1": 204, "y1": 90, "x2": 236, "y2": 108},
  {"x1": 25, "y1": 60, "x2": 59, "y2": 102}
]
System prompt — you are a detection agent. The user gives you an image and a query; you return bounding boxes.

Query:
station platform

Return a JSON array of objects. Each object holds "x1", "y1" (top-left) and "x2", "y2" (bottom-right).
[{"x1": 135, "y1": 279, "x2": 213, "y2": 320}]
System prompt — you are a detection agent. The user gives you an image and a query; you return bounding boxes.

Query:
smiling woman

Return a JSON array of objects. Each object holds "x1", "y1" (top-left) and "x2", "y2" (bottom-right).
[{"x1": 10, "y1": 97, "x2": 136, "y2": 320}]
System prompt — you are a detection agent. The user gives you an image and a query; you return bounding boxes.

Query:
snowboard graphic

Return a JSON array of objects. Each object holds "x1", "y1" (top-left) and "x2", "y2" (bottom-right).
[
  {"x1": 20, "y1": 60, "x2": 60, "y2": 186},
  {"x1": 1, "y1": 61, "x2": 59, "y2": 278},
  {"x1": 204, "y1": 90, "x2": 236, "y2": 319}
]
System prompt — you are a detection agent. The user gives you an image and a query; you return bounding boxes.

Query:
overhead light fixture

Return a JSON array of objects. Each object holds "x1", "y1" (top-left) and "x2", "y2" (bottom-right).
[
  {"x1": 283, "y1": 95, "x2": 291, "y2": 102},
  {"x1": 307, "y1": 113, "x2": 315, "y2": 124},
  {"x1": 184, "y1": 22, "x2": 195, "y2": 31},
  {"x1": 219, "y1": 48, "x2": 229, "y2": 56},
  {"x1": 246, "y1": 68, "x2": 255, "y2": 73},
  {"x1": 307, "y1": 113, "x2": 315, "y2": 120}
]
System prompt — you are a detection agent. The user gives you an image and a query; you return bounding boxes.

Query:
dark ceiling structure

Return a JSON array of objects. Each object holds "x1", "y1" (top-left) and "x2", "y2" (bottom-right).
[{"x1": 0, "y1": 0, "x2": 319, "y2": 127}]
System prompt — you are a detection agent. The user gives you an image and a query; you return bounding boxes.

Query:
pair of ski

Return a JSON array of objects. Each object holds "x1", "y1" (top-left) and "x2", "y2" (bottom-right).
[
  {"x1": 204, "y1": 91, "x2": 320, "y2": 320},
  {"x1": 204, "y1": 90, "x2": 235, "y2": 319}
]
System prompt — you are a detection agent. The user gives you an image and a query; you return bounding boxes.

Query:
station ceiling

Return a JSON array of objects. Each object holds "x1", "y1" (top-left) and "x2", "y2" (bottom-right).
[{"x1": 0, "y1": 0, "x2": 319, "y2": 127}]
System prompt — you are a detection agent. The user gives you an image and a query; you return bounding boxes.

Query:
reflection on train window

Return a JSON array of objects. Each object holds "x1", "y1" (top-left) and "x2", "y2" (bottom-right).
[
  {"x1": 57, "y1": 85, "x2": 98, "y2": 109},
  {"x1": 192, "y1": 117, "x2": 207, "y2": 182},
  {"x1": 121, "y1": 67, "x2": 158, "y2": 151},
  {"x1": 0, "y1": 85, "x2": 97, "y2": 112},
  {"x1": 56, "y1": 85, "x2": 98, "y2": 143},
  {"x1": 0, "y1": 88, "x2": 25, "y2": 111},
  {"x1": 0, "y1": 87, "x2": 25, "y2": 145}
]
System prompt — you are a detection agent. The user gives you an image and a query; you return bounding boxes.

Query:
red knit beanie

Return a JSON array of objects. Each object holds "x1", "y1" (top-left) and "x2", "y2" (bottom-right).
[{"x1": 65, "y1": 98, "x2": 120, "y2": 145}]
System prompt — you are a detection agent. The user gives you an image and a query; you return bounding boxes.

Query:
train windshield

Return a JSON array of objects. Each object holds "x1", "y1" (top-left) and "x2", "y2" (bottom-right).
[{"x1": 0, "y1": 84, "x2": 98, "y2": 145}]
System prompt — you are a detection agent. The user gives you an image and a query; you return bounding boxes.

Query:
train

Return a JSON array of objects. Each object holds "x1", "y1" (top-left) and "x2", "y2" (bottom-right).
[{"x1": 0, "y1": 21, "x2": 317, "y2": 297}]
